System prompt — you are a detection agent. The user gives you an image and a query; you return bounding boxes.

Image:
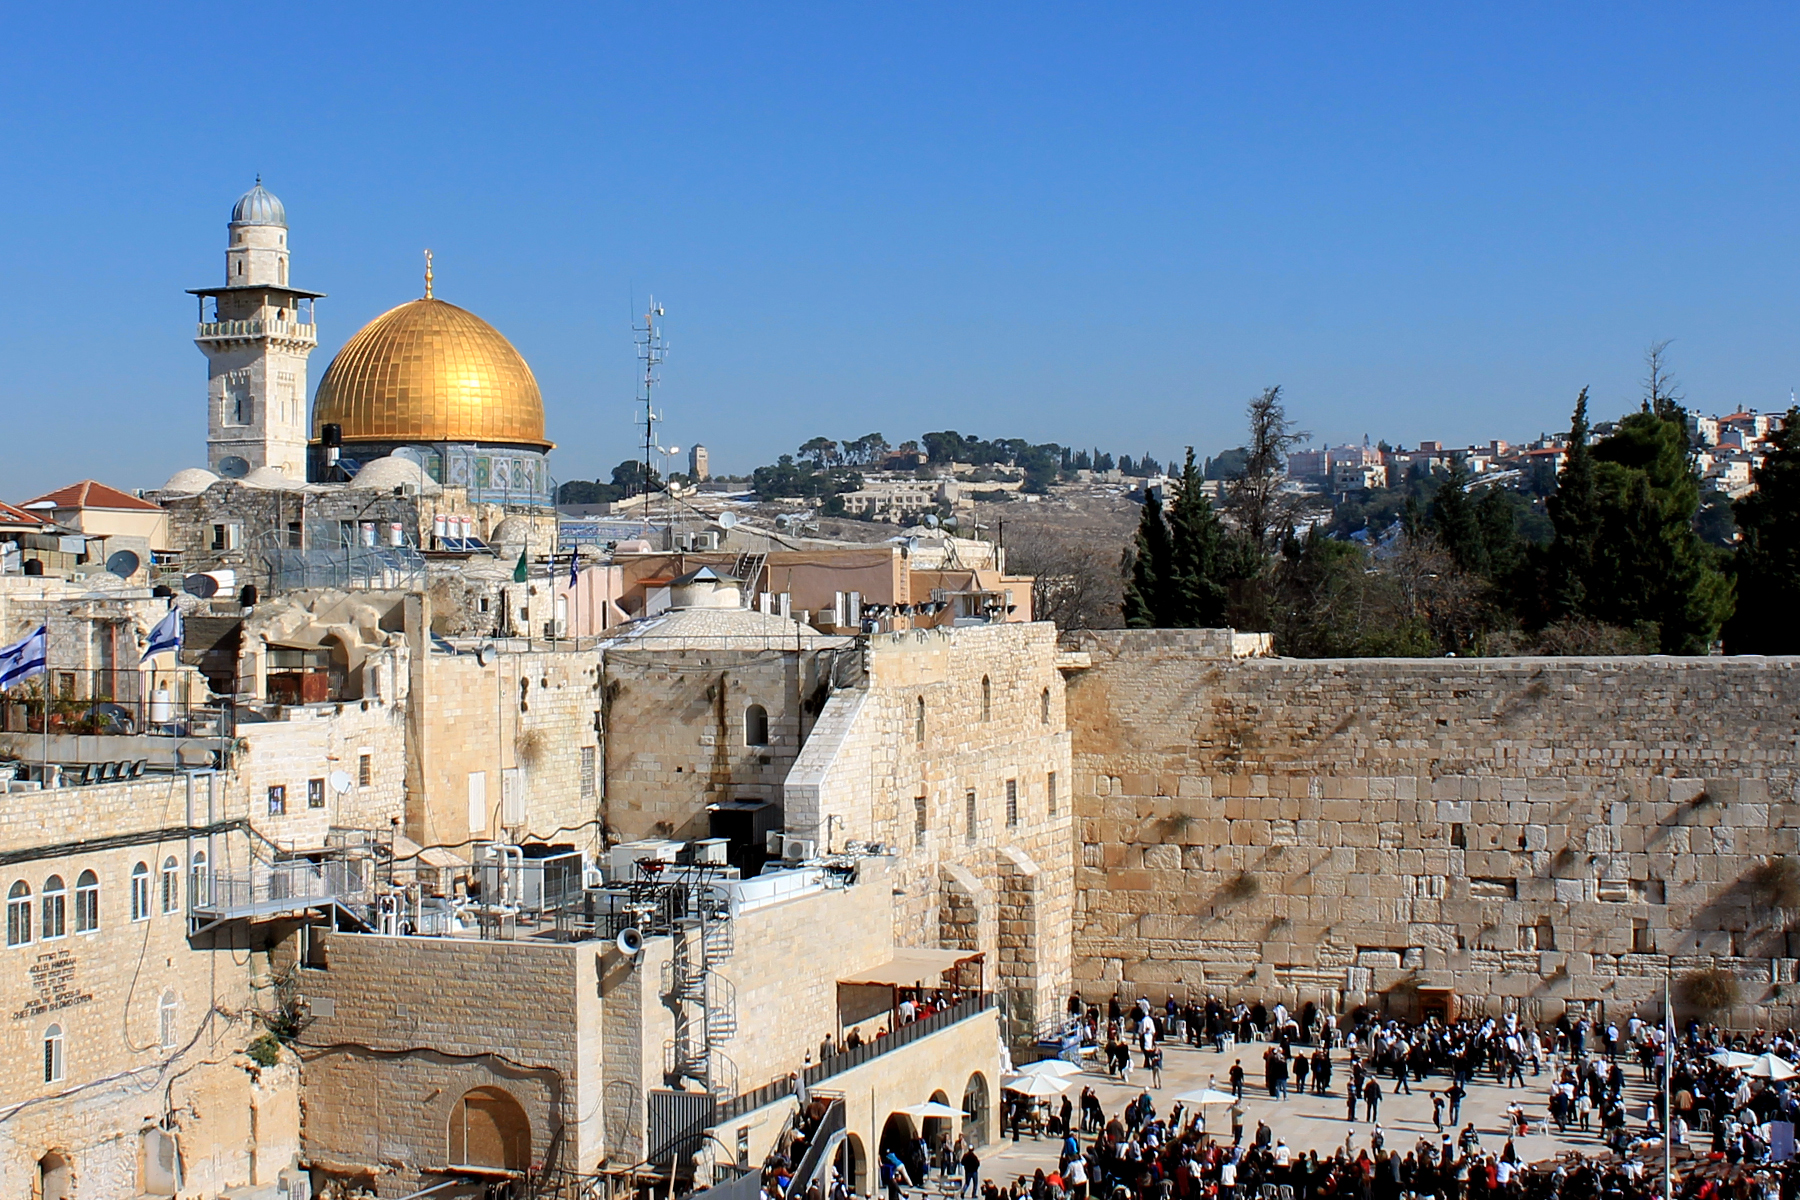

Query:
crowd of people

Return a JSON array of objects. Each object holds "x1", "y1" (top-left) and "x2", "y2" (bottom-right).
[{"x1": 807, "y1": 995, "x2": 1800, "y2": 1200}]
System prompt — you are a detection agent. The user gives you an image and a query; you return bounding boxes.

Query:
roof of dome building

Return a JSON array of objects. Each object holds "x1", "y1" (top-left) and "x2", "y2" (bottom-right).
[
  {"x1": 311, "y1": 297, "x2": 550, "y2": 449},
  {"x1": 238, "y1": 466, "x2": 304, "y2": 489},
  {"x1": 600, "y1": 606, "x2": 851, "y2": 652},
  {"x1": 348, "y1": 455, "x2": 443, "y2": 496},
  {"x1": 231, "y1": 178, "x2": 286, "y2": 227},
  {"x1": 160, "y1": 467, "x2": 222, "y2": 496}
]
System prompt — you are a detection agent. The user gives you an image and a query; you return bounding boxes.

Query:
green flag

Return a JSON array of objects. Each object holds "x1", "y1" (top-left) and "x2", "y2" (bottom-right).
[{"x1": 513, "y1": 548, "x2": 529, "y2": 583}]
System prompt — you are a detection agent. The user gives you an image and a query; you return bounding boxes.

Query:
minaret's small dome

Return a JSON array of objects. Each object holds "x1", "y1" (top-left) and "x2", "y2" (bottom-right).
[{"x1": 231, "y1": 178, "x2": 286, "y2": 227}]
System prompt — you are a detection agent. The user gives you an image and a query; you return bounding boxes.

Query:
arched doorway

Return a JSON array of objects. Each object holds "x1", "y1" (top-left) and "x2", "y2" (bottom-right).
[
  {"x1": 922, "y1": 1090, "x2": 954, "y2": 1165},
  {"x1": 878, "y1": 1112, "x2": 923, "y2": 1190},
  {"x1": 448, "y1": 1085, "x2": 531, "y2": 1171},
  {"x1": 834, "y1": 1132, "x2": 867, "y2": 1197},
  {"x1": 39, "y1": 1151, "x2": 72, "y2": 1200},
  {"x1": 962, "y1": 1073, "x2": 990, "y2": 1147}
]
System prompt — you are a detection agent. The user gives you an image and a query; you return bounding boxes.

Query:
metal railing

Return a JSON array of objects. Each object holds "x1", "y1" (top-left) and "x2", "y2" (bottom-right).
[
  {"x1": 196, "y1": 856, "x2": 372, "y2": 919},
  {"x1": 715, "y1": 993, "x2": 993, "y2": 1123},
  {"x1": 195, "y1": 318, "x2": 317, "y2": 344},
  {"x1": 0, "y1": 670, "x2": 233, "y2": 739}
]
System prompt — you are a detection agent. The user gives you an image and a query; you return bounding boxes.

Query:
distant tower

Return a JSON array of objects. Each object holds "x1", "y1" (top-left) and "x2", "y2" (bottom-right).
[
  {"x1": 689, "y1": 443, "x2": 710, "y2": 482},
  {"x1": 189, "y1": 180, "x2": 325, "y2": 479}
]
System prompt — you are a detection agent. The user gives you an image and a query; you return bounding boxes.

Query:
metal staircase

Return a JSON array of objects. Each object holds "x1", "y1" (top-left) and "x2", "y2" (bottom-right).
[
  {"x1": 732, "y1": 552, "x2": 766, "y2": 605},
  {"x1": 662, "y1": 883, "x2": 739, "y2": 1096}
]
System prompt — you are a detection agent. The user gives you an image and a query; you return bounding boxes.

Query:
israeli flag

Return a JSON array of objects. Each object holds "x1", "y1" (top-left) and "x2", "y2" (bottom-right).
[
  {"x1": 0, "y1": 625, "x2": 47, "y2": 690},
  {"x1": 141, "y1": 608, "x2": 183, "y2": 662}
]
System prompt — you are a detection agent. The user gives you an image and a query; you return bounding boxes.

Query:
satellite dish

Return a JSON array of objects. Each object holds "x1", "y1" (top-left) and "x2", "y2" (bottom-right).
[
  {"x1": 105, "y1": 550, "x2": 141, "y2": 579},
  {"x1": 328, "y1": 770, "x2": 354, "y2": 795},
  {"x1": 717, "y1": 512, "x2": 739, "y2": 529},
  {"x1": 216, "y1": 456, "x2": 249, "y2": 480},
  {"x1": 183, "y1": 573, "x2": 220, "y2": 599}
]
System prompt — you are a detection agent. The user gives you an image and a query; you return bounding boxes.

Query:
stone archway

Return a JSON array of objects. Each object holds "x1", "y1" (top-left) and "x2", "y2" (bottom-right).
[
  {"x1": 39, "y1": 1151, "x2": 72, "y2": 1200},
  {"x1": 448, "y1": 1085, "x2": 531, "y2": 1172},
  {"x1": 962, "y1": 1072, "x2": 990, "y2": 1148},
  {"x1": 922, "y1": 1090, "x2": 954, "y2": 1163},
  {"x1": 878, "y1": 1112, "x2": 923, "y2": 1188},
  {"x1": 835, "y1": 1132, "x2": 867, "y2": 1196}
]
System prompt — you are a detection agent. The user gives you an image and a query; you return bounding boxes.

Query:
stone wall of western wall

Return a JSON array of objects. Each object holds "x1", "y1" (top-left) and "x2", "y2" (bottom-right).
[{"x1": 1061, "y1": 629, "x2": 1800, "y2": 1028}]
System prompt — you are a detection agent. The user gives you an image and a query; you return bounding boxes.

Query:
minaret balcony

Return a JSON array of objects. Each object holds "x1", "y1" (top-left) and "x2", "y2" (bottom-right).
[{"x1": 195, "y1": 318, "x2": 318, "y2": 347}]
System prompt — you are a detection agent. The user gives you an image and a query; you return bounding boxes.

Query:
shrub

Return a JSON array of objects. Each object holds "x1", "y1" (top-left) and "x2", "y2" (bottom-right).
[
  {"x1": 246, "y1": 1033, "x2": 283, "y2": 1068},
  {"x1": 1682, "y1": 967, "x2": 1741, "y2": 1015},
  {"x1": 1220, "y1": 872, "x2": 1260, "y2": 904}
]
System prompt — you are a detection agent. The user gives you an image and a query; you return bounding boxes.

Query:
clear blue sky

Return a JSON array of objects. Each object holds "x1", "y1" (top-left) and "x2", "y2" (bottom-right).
[{"x1": 5, "y1": 4, "x2": 1800, "y2": 495}]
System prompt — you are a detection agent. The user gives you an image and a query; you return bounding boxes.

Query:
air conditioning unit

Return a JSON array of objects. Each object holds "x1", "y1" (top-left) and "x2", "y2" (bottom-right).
[
  {"x1": 782, "y1": 838, "x2": 817, "y2": 863},
  {"x1": 691, "y1": 837, "x2": 729, "y2": 865}
]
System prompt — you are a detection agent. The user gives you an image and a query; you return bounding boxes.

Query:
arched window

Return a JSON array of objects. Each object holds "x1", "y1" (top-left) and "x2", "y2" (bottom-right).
[
  {"x1": 160, "y1": 856, "x2": 179, "y2": 914},
  {"x1": 448, "y1": 1086, "x2": 531, "y2": 1171},
  {"x1": 43, "y1": 1023, "x2": 64, "y2": 1083},
  {"x1": 130, "y1": 863, "x2": 151, "y2": 922},
  {"x1": 1041, "y1": 686, "x2": 1051, "y2": 725},
  {"x1": 158, "y1": 991, "x2": 178, "y2": 1049},
  {"x1": 980, "y1": 676, "x2": 992, "y2": 722},
  {"x1": 916, "y1": 696, "x2": 926, "y2": 743},
  {"x1": 190, "y1": 852, "x2": 208, "y2": 909},
  {"x1": 41, "y1": 876, "x2": 65, "y2": 941},
  {"x1": 744, "y1": 704, "x2": 769, "y2": 747},
  {"x1": 7, "y1": 881, "x2": 32, "y2": 947},
  {"x1": 74, "y1": 870, "x2": 99, "y2": 933}
]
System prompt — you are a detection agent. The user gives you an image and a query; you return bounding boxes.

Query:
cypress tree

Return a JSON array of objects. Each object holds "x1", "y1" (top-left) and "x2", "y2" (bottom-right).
[
  {"x1": 1545, "y1": 388, "x2": 1601, "y2": 618},
  {"x1": 1726, "y1": 407, "x2": 1800, "y2": 653},
  {"x1": 1166, "y1": 447, "x2": 1229, "y2": 626},
  {"x1": 1122, "y1": 487, "x2": 1174, "y2": 627}
]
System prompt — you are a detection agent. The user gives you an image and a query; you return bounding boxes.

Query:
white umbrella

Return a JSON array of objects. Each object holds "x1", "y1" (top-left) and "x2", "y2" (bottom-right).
[
  {"x1": 1171, "y1": 1087, "x2": 1238, "y2": 1107},
  {"x1": 1013, "y1": 1059, "x2": 1082, "y2": 1079},
  {"x1": 1003, "y1": 1073, "x2": 1073, "y2": 1097},
  {"x1": 1745, "y1": 1053, "x2": 1798, "y2": 1080},
  {"x1": 1710, "y1": 1050, "x2": 1760, "y2": 1070},
  {"x1": 899, "y1": 1102, "x2": 969, "y2": 1119}
]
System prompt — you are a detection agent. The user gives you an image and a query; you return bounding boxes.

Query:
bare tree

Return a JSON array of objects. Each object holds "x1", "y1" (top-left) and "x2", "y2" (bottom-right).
[
  {"x1": 1643, "y1": 339, "x2": 1684, "y2": 419},
  {"x1": 1223, "y1": 386, "x2": 1310, "y2": 551},
  {"x1": 1004, "y1": 520, "x2": 1124, "y2": 630}
]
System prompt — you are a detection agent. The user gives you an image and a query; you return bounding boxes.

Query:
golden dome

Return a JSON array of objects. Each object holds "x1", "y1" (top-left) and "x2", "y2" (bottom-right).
[{"x1": 311, "y1": 298, "x2": 552, "y2": 448}]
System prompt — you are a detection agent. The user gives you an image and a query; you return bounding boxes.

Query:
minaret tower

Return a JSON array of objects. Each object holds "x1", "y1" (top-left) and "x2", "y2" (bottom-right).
[{"x1": 189, "y1": 179, "x2": 325, "y2": 479}]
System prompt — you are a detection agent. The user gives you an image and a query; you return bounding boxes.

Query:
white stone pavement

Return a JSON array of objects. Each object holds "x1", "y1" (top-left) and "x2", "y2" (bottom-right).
[{"x1": 974, "y1": 1038, "x2": 1660, "y2": 1184}]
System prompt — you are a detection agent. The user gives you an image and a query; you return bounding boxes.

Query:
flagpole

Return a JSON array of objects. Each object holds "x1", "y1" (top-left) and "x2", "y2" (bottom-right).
[
  {"x1": 1664, "y1": 964, "x2": 1673, "y2": 1200},
  {"x1": 41, "y1": 657, "x2": 50, "y2": 790}
]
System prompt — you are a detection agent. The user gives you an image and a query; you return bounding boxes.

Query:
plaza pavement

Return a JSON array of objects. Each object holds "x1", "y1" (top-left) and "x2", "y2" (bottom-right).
[{"x1": 975, "y1": 1037, "x2": 1659, "y2": 1184}]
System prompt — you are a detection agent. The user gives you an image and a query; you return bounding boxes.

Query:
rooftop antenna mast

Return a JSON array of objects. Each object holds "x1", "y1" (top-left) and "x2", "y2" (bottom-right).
[{"x1": 634, "y1": 298, "x2": 667, "y2": 540}]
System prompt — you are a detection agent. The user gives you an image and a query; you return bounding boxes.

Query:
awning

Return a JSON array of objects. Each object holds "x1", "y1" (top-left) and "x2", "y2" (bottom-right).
[{"x1": 839, "y1": 948, "x2": 981, "y2": 987}]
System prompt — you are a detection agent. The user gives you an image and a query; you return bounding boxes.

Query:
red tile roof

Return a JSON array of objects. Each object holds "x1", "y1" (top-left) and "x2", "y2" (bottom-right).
[
  {"x1": 20, "y1": 480, "x2": 161, "y2": 512},
  {"x1": 0, "y1": 501, "x2": 52, "y2": 528}
]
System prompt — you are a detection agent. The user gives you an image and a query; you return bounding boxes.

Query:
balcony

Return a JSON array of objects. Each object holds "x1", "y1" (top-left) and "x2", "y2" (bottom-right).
[
  {"x1": 192, "y1": 856, "x2": 373, "y2": 930},
  {"x1": 195, "y1": 318, "x2": 317, "y2": 346}
]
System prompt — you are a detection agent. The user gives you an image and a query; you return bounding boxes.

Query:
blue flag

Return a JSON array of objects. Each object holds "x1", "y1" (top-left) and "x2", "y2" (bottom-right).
[
  {"x1": 568, "y1": 552, "x2": 580, "y2": 588},
  {"x1": 141, "y1": 608, "x2": 183, "y2": 662},
  {"x1": 0, "y1": 625, "x2": 47, "y2": 690}
]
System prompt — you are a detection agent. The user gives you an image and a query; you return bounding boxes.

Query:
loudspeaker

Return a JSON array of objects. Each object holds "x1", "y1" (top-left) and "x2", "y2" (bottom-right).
[{"x1": 616, "y1": 927, "x2": 645, "y2": 957}]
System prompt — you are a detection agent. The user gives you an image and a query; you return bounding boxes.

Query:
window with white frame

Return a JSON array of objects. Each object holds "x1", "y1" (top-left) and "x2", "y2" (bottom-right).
[
  {"x1": 7, "y1": 881, "x2": 32, "y2": 947},
  {"x1": 189, "y1": 852, "x2": 208, "y2": 909},
  {"x1": 158, "y1": 992, "x2": 178, "y2": 1050},
  {"x1": 40, "y1": 876, "x2": 65, "y2": 941},
  {"x1": 74, "y1": 870, "x2": 98, "y2": 933},
  {"x1": 160, "y1": 857, "x2": 179, "y2": 914},
  {"x1": 43, "y1": 1023, "x2": 64, "y2": 1083},
  {"x1": 130, "y1": 862, "x2": 151, "y2": 922}
]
